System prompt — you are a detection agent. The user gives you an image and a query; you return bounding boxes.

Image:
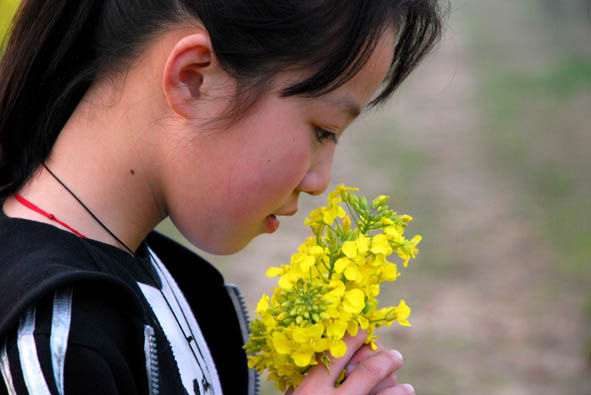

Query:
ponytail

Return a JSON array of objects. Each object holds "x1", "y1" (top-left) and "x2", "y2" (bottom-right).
[{"x1": 0, "y1": 0, "x2": 100, "y2": 199}]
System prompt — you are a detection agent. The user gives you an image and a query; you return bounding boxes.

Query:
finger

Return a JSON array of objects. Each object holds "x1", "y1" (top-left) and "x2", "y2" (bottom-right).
[
  {"x1": 376, "y1": 383, "x2": 415, "y2": 395},
  {"x1": 369, "y1": 373, "x2": 397, "y2": 395},
  {"x1": 338, "y1": 349, "x2": 404, "y2": 394},
  {"x1": 346, "y1": 342, "x2": 384, "y2": 371},
  {"x1": 345, "y1": 347, "x2": 403, "y2": 378},
  {"x1": 302, "y1": 330, "x2": 368, "y2": 384}
]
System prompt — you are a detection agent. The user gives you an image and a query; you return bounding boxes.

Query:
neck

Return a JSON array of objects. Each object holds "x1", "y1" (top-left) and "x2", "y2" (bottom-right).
[{"x1": 2, "y1": 70, "x2": 169, "y2": 253}]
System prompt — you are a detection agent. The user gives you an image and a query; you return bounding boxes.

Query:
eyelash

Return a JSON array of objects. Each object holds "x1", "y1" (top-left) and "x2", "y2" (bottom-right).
[{"x1": 314, "y1": 126, "x2": 338, "y2": 144}]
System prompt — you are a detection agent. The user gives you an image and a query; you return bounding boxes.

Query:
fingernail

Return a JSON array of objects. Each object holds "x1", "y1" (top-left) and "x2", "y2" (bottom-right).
[
  {"x1": 402, "y1": 383, "x2": 415, "y2": 394},
  {"x1": 344, "y1": 362, "x2": 356, "y2": 376},
  {"x1": 389, "y1": 349, "x2": 403, "y2": 362}
]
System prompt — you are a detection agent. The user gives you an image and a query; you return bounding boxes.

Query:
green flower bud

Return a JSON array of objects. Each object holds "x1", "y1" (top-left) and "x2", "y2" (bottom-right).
[
  {"x1": 277, "y1": 312, "x2": 289, "y2": 321},
  {"x1": 359, "y1": 197, "x2": 368, "y2": 210}
]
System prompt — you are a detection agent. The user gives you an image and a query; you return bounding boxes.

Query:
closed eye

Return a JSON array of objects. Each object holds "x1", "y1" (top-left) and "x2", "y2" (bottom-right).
[{"x1": 314, "y1": 126, "x2": 338, "y2": 144}]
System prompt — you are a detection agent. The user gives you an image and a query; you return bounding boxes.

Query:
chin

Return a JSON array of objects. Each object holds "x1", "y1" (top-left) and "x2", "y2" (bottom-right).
[
  {"x1": 200, "y1": 243, "x2": 248, "y2": 256},
  {"x1": 184, "y1": 231, "x2": 254, "y2": 256},
  {"x1": 171, "y1": 215, "x2": 258, "y2": 256}
]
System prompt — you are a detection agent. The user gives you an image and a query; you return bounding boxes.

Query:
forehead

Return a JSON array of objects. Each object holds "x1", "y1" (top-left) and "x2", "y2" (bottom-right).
[
  {"x1": 335, "y1": 26, "x2": 397, "y2": 111},
  {"x1": 296, "y1": 26, "x2": 396, "y2": 117},
  {"x1": 270, "y1": 26, "x2": 396, "y2": 117}
]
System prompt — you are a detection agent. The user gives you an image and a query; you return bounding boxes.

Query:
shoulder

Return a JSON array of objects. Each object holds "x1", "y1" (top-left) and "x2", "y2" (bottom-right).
[{"x1": 0, "y1": 215, "x2": 146, "y2": 341}]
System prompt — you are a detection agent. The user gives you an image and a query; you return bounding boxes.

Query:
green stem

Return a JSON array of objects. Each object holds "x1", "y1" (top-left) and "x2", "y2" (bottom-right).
[{"x1": 344, "y1": 200, "x2": 362, "y2": 227}]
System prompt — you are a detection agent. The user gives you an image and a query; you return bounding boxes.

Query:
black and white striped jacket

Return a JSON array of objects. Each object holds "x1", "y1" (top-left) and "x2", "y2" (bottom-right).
[{"x1": 0, "y1": 213, "x2": 258, "y2": 395}]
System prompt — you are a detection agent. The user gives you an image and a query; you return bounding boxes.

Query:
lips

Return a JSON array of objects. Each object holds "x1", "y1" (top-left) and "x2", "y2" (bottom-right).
[{"x1": 265, "y1": 214, "x2": 280, "y2": 233}]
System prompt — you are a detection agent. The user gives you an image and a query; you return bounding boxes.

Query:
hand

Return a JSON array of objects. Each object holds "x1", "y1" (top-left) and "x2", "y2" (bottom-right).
[{"x1": 285, "y1": 331, "x2": 415, "y2": 395}]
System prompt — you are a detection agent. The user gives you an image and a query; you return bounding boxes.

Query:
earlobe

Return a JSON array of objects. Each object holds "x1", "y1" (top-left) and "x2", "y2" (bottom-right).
[{"x1": 163, "y1": 33, "x2": 213, "y2": 119}]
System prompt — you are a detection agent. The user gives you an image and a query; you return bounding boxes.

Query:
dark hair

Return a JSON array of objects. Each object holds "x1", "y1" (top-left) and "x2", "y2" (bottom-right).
[{"x1": 0, "y1": 0, "x2": 445, "y2": 200}]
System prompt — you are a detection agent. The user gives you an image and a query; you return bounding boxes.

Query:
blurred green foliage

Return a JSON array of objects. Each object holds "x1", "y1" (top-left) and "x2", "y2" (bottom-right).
[
  {"x1": 0, "y1": 0, "x2": 19, "y2": 52},
  {"x1": 467, "y1": 1, "x2": 590, "y2": 280}
]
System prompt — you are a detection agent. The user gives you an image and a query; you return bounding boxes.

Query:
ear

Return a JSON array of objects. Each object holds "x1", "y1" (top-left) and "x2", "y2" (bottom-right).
[{"x1": 163, "y1": 32, "x2": 214, "y2": 119}]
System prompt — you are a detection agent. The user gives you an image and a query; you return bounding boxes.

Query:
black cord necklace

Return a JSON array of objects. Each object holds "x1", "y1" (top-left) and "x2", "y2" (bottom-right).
[{"x1": 42, "y1": 163, "x2": 214, "y2": 393}]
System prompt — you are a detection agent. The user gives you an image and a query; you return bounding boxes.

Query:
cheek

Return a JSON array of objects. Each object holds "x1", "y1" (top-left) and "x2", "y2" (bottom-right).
[{"x1": 227, "y1": 143, "x2": 311, "y2": 214}]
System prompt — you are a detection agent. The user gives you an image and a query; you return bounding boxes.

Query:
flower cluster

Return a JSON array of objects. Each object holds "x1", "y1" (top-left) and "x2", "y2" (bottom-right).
[{"x1": 244, "y1": 185, "x2": 421, "y2": 391}]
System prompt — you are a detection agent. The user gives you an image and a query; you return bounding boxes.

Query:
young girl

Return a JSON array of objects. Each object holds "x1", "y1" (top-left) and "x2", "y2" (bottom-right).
[{"x1": 0, "y1": 1, "x2": 443, "y2": 394}]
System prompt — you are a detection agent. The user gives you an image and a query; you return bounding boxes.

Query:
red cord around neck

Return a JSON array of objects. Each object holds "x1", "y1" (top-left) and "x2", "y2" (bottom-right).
[{"x1": 14, "y1": 194, "x2": 88, "y2": 238}]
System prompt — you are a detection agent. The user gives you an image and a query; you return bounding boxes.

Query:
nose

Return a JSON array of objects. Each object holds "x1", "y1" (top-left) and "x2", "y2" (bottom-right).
[{"x1": 296, "y1": 146, "x2": 335, "y2": 196}]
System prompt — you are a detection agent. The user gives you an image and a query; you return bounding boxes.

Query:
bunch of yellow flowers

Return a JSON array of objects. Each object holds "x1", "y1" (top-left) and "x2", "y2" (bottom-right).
[{"x1": 244, "y1": 185, "x2": 421, "y2": 391}]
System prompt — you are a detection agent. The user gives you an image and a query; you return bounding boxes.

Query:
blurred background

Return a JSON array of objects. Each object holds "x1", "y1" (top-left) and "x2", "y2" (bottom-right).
[{"x1": 2, "y1": 0, "x2": 589, "y2": 393}]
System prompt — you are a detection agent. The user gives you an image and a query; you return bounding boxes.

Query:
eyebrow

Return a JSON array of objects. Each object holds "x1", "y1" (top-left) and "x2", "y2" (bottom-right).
[{"x1": 324, "y1": 95, "x2": 362, "y2": 119}]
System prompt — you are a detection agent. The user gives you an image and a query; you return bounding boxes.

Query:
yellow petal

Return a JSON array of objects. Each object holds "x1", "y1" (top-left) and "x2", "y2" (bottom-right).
[
  {"x1": 309, "y1": 246, "x2": 324, "y2": 256},
  {"x1": 343, "y1": 289, "x2": 365, "y2": 314},
  {"x1": 356, "y1": 234, "x2": 370, "y2": 254},
  {"x1": 292, "y1": 326, "x2": 309, "y2": 343},
  {"x1": 370, "y1": 234, "x2": 390, "y2": 255},
  {"x1": 342, "y1": 215, "x2": 351, "y2": 232},
  {"x1": 384, "y1": 226, "x2": 403, "y2": 242},
  {"x1": 256, "y1": 294, "x2": 269, "y2": 314},
  {"x1": 395, "y1": 300, "x2": 411, "y2": 326},
  {"x1": 278, "y1": 274, "x2": 292, "y2": 290},
  {"x1": 266, "y1": 267, "x2": 283, "y2": 277},
  {"x1": 262, "y1": 313, "x2": 277, "y2": 329},
  {"x1": 347, "y1": 320, "x2": 359, "y2": 336},
  {"x1": 381, "y1": 262, "x2": 399, "y2": 281},
  {"x1": 292, "y1": 351, "x2": 313, "y2": 367},
  {"x1": 300, "y1": 255, "x2": 315, "y2": 272},
  {"x1": 272, "y1": 332, "x2": 292, "y2": 354},
  {"x1": 330, "y1": 340, "x2": 347, "y2": 358},
  {"x1": 342, "y1": 241, "x2": 358, "y2": 258},
  {"x1": 334, "y1": 257, "x2": 349, "y2": 273},
  {"x1": 323, "y1": 208, "x2": 337, "y2": 225},
  {"x1": 310, "y1": 323, "x2": 325, "y2": 338},
  {"x1": 357, "y1": 315, "x2": 369, "y2": 330},
  {"x1": 344, "y1": 265, "x2": 360, "y2": 281},
  {"x1": 327, "y1": 319, "x2": 348, "y2": 338}
]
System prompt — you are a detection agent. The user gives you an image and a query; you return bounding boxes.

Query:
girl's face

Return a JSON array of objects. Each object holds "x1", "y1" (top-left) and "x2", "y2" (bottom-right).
[{"x1": 161, "y1": 29, "x2": 395, "y2": 255}]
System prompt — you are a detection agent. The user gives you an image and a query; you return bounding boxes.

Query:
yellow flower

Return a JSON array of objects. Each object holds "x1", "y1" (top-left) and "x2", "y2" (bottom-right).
[
  {"x1": 329, "y1": 339, "x2": 347, "y2": 358},
  {"x1": 272, "y1": 331, "x2": 293, "y2": 354},
  {"x1": 370, "y1": 234, "x2": 391, "y2": 255},
  {"x1": 381, "y1": 262, "x2": 399, "y2": 281},
  {"x1": 394, "y1": 300, "x2": 411, "y2": 327},
  {"x1": 245, "y1": 185, "x2": 421, "y2": 390},
  {"x1": 256, "y1": 294, "x2": 269, "y2": 314},
  {"x1": 397, "y1": 235, "x2": 422, "y2": 267},
  {"x1": 356, "y1": 234, "x2": 370, "y2": 254},
  {"x1": 266, "y1": 267, "x2": 283, "y2": 277}
]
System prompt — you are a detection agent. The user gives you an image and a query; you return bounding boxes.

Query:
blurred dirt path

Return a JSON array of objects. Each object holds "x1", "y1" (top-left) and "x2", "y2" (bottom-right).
[{"x1": 364, "y1": 12, "x2": 588, "y2": 395}]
